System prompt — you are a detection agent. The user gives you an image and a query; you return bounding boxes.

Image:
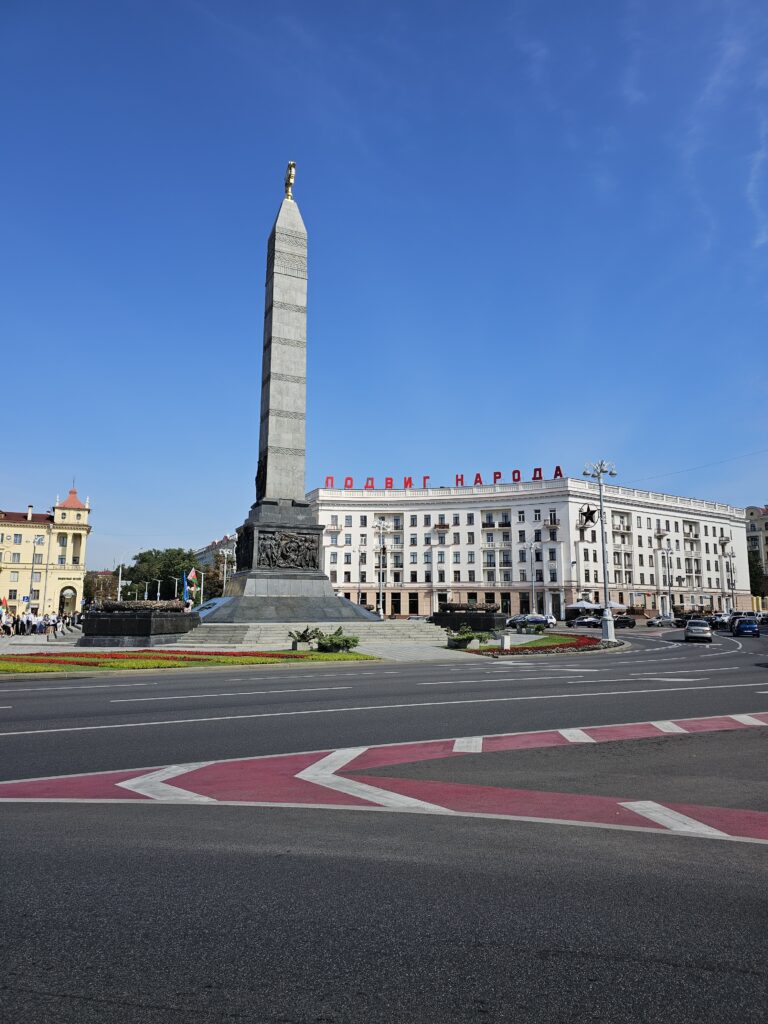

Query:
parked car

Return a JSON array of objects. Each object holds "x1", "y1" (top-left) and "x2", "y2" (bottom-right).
[
  {"x1": 613, "y1": 614, "x2": 636, "y2": 629},
  {"x1": 505, "y1": 614, "x2": 527, "y2": 628},
  {"x1": 646, "y1": 616, "x2": 676, "y2": 627},
  {"x1": 568, "y1": 615, "x2": 601, "y2": 628},
  {"x1": 710, "y1": 614, "x2": 730, "y2": 629},
  {"x1": 684, "y1": 618, "x2": 713, "y2": 643},
  {"x1": 732, "y1": 617, "x2": 760, "y2": 637},
  {"x1": 529, "y1": 613, "x2": 556, "y2": 628}
]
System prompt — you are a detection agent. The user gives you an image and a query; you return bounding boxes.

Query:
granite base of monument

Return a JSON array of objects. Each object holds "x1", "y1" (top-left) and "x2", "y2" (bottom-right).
[{"x1": 79, "y1": 603, "x2": 201, "y2": 647}]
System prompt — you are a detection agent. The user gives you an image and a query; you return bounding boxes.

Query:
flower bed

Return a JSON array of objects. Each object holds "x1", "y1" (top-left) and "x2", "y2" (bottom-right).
[
  {"x1": 0, "y1": 649, "x2": 376, "y2": 674},
  {"x1": 469, "y1": 634, "x2": 622, "y2": 656}
]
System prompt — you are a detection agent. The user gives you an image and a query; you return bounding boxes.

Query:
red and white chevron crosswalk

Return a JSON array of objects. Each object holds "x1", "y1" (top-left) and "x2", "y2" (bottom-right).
[{"x1": 1, "y1": 711, "x2": 767, "y2": 843}]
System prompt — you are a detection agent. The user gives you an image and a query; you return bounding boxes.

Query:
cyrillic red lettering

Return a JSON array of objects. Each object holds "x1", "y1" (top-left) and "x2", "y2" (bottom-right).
[
  {"x1": 532, "y1": 467, "x2": 543, "y2": 481},
  {"x1": 403, "y1": 476, "x2": 413, "y2": 488},
  {"x1": 512, "y1": 469, "x2": 522, "y2": 482},
  {"x1": 324, "y1": 476, "x2": 334, "y2": 488},
  {"x1": 344, "y1": 476, "x2": 354, "y2": 489},
  {"x1": 473, "y1": 473, "x2": 484, "y2": 486},
  {"x1": 493, "y1": 471, "x2": 502, "y2": 484},
  {"x1": 364, "y1": 477, "x2": 375, "y2": 489},
  {"x1": 455, "y1": 474, "x2": 464, "y2": 486},
  {"x1": 422, "y1": 476, "x2": 430, "y2": 488},
  {"x1": 553, "y1": 465, "x2": 563, "y2": 479},
  {"x1": 384, "y1": 477, "x2": 393, "y2": 489}
]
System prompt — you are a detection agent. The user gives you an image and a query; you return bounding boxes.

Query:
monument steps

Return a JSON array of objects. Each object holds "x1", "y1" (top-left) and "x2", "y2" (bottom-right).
[{"x1": 172, "y1": 620, "x2": 447, "y2": 651}]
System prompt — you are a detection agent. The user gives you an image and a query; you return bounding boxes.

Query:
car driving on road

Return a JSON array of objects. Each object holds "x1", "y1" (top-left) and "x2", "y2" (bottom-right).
[
  {"x1": 732, "y1": 617, "x2": 760, "y2": 637},
  {"x1": 567, "y1": 615, "x2": 601, "y2": 628},
  {"x1": 647, "y1": 615, "x2": 676, "y2": 627},
  {"x1": 613, "y1": 614, "x2": 636, "y2": 629},
  {"x1": 684, "y1": 618, "x2": 713, "y2": 643}
]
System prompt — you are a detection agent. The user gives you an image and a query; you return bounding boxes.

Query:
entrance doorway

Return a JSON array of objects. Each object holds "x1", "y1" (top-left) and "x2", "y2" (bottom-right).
[{"x1": 59, "y1": 587, "x2": 77, "y2": 615}]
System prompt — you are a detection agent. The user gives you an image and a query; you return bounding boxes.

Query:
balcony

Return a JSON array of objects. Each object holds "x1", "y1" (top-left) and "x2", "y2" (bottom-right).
[
  {"x1": 654, "y1": 528, "x2": 669, "y2": 538},
  {"x1": 434, "y1": 523, "x2": 449, "y2": 531}
]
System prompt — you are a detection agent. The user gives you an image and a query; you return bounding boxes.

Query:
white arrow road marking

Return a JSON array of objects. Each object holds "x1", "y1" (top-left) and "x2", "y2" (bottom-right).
[
  {"x1": 651, "y1": 720, "x2": 688, "y2": 733},
  {"x1": 621, "y1": 801, "x2": 725, "y2": 836},
  {"x1": 559, "y1": 728, "x2": 596, "y2": 743},
  {"x1": 453, "y1": 736, "x2": 484, "y2": 752},
  {"x1": 117, "y1": 762, "x2": 217, "y2": 802},
  {"x1": 295, "y1": 748, "x2": 449, "y2": 813}
]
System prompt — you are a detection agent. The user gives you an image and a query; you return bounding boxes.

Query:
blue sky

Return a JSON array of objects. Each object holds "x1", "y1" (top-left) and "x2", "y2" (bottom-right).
[{"x1": 2, "y1": 0, "x2": 767, "y2": 568}]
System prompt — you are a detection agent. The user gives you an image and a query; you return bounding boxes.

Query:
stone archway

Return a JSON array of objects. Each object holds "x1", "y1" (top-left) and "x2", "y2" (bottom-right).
[{"x1": 59, "y1": 587, "x2": 77, "y2": 615}]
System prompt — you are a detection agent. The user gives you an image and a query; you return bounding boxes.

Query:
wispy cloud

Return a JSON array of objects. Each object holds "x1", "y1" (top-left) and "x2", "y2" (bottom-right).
[
  {"x1": 746, "y1": 114, "x2": 768, "y2": 247},
  {"x1": 620, "y1": 0, "x2": 649, "y2": 106}
]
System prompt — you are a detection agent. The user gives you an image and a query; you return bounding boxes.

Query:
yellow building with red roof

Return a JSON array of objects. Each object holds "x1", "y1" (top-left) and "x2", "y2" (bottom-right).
[{"x1": 0, "y1": 488, "x2": 91, "y2": 617}]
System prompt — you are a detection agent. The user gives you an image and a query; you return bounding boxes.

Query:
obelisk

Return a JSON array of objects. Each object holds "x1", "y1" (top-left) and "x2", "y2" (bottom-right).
[{"x1": 210, "y1": 163, "x2": 374, "y2": 623}]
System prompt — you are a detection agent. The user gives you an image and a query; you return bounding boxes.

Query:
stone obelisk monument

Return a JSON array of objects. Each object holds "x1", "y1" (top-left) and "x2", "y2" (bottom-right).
[{"x1": 208, "y1": 164, "x2": 374, "y2": 623}]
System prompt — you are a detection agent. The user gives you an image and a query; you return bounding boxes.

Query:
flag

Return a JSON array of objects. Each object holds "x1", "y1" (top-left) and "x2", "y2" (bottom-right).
[
  {"x1": 187, "y1": 568, "x2": 198, "y2": 595},
  {"x1": 182, "y1": 572, "x2": 189, "y2": 602},
  {"x1": 188, "y1": 568, "x2": 198, "y2": 582}
]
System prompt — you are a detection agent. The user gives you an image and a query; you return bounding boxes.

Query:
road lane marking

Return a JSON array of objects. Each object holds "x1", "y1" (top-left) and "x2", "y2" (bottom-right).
[
  {"x1": 117, "y1": 763, "x2": 217, "y2": 802},
  {"x1": 634, "y1": 678, "x2": 703, "y2": 683},
  {"x1": 651, "y1": 720, "x2": 688, "y2": 733},
  {"x1": 1, "y1": 680, "x2": 766, "y2": 737},
  {"x1": 559, "y1": 728, "x2": 596, "y2": 743},
  {"x1": 453, "y1": 736, "x2": 484, "y2": 752},
  {"x1": 110, "y1": 686, "x2": 353, "y2": 703},
  {"x1": 295, "y1": 748, "x2": 448, "y2": 812},
  {"x1": 621, "y1": 801, "x2": 726, "y2": 836},
  {"x1": 731, "y1": 713, "x2": 768, "y2": 725}
]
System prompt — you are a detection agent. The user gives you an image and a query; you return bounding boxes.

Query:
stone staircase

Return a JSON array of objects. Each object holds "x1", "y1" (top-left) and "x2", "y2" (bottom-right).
[{"x1": 168, "y1": 620, "x2": 448, "y2": 651}]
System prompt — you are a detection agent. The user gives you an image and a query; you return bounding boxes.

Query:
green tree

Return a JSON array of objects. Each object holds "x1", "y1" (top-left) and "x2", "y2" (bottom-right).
[
  {"x1": 120, "y1": 548, "x2": 204, "y2": 601},
  {"x1": 748, "y1": 550, "x2": 766, "y2": 597}
]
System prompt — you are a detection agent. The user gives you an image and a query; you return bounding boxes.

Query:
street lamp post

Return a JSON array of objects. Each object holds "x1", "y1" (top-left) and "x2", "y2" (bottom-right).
[
  {"x1": 529, "y1": 542, "x2": 541, "y2": 615},
  {"x1": 583, "y1": 460, "x2": 617, "y2": 642},
  {"x1": 665, "y1": 542, "x2": 674, "y2": 618},
  {"x1": 143, "y1": 582, "x2": 149, "y2": 601},
  {"x1": 375, "y1": 517, "x2": 390, "y2": 619},
  {"x1": 728, "y1": 548, "x2": 736, "y2": 612},
  {"x1": 171, "y1": 577, "x2": 180, "y2": 599},
  {"x1": 220, "y1": 548, "x2": 235, "y2": 593},
  {"x1": 154, "y1": 579, "x2": 162, "y2": 602}
]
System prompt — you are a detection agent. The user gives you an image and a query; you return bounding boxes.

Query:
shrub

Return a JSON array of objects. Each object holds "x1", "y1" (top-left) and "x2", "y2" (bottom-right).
[
  {"x1": 315, "y1": 627, "x2": 360, "y2": 652},
  {"x1": 288, "y1": 626, "x2": 320, "y2": 644}
]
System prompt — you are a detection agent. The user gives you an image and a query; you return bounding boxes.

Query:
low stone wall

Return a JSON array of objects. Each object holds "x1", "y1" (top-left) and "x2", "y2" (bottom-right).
[{"x1": 79, "y1": 608, "x2": 201, "y2": 648}]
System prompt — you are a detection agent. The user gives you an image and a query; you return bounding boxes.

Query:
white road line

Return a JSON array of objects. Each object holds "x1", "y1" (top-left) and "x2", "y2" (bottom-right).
[
  {"x1": 559, "y1": 728, "x2": 596, "y2": 743},
  {"x1": 2, "y1": 680, "x2": 765, "y2": 738},
  {"x1": 651, "y1": 720, "x2": 688, "y2": 733},
  {"x1": 453, "y1": 736, "x2": 484, "y2": 752},
  {"x1": 110, "y1": 686, "x2": 352, "y2": 704},
  {"x1": 561, "y1": 668, "x2": 599, "y2": 673},
  {"x1": 730, "y1": 714, "x2": 767, "y2": 726},
  {"x1": 621, "y1": 800, "x2": 725, "y2": 836},
  {"x1": 419, "y1": 676, "x2": 567, "y2": 686},
  {"x1": 295, "y1": 748, "x2": 447, "y2": 812},
  {"x1": 117, "y1": 763, "x2": 217, "y2": 802},
  {"x1": 636, "y1": 678, "x2": 703, "y2": 684},
  {"x1": 0, "y1": 706, "x2": 12, "y2": 710}
]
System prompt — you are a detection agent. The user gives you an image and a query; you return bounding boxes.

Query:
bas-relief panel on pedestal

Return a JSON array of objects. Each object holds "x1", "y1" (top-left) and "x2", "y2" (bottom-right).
[{"x1": 257, "y1": 532, "x2": 319, "y2": 570}]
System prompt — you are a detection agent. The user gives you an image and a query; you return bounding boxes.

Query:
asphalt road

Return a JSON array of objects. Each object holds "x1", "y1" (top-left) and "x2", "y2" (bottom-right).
[{"x1": 1, "y1": 629, "x2": 767, "y2": 1022}]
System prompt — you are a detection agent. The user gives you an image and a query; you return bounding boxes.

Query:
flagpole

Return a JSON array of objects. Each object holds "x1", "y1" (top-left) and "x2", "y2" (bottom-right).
[{"x1": 200, "y1": 572, "x2": 205, "y2": 606}]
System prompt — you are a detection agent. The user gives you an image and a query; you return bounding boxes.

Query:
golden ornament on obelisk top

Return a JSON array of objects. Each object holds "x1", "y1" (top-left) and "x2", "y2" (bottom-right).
[{"x1": 284, "y1": 161, "x2": 296, "y2": 200}]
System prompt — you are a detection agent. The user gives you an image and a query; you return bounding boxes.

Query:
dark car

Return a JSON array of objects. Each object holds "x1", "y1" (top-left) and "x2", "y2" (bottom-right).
[
  {"x1": 568, "y1": 615, "x2": 601, "y2": 628},
  {"x1": 505, "y1": 614, "x2": 527, "y2": 628},
  {"x1": 613, "y1": 614, "x2": 636, "y2": 629},
  {"x1": 732, "y1": 618, "x2": 760, "y2": 637}
]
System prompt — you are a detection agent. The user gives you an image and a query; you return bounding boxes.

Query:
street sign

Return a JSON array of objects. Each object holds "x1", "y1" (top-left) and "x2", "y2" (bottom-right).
[{"x1": 21, "y1": 596, "x2": 29, "y2": 603}]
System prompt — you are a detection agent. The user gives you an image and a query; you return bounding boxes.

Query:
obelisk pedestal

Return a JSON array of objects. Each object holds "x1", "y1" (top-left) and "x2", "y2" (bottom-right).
[{"x1": 205, "y1": 164, "x2": 375, "y2": 623}]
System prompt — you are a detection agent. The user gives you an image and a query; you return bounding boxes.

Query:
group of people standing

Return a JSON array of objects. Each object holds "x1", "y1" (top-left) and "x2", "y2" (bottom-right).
[{"x1": 0, "y1": 611, "x2": 77, "y2": 637}]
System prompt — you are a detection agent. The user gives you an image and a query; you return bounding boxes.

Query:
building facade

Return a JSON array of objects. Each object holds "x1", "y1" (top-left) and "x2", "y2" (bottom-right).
[
  {"x1": 745, "y1": 505, "x2": 768, "y2": 610},
  {"x1": 0, "y1": 489, "x2": 91, "y2": 616},
  {"x1": 308, "y1": 478, "x2": 750, "y2": 618}
]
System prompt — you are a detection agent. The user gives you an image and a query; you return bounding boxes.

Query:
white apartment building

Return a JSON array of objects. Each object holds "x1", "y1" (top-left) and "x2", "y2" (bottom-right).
[{"x1": 307, "y1": 478, "x2": 750, "y2": 619}]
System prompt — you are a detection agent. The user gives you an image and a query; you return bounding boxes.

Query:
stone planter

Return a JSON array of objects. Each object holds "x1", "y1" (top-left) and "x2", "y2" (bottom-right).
[{"x1": 447, "y1": 637, "x2": 471, "y2": 649}]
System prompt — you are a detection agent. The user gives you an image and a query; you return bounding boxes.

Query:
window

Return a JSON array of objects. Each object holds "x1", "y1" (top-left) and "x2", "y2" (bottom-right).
[
  {"x1": 410, "y1": 515, "x2": 417, "y2": 527},
  {"x1": 638, "y1": 554, "x2": 644, "y2": 566},
  {"x1": 452, "y1": 514, "x2": 460, "y2": 526},
  {"x1": 468, "y1": 570, "x2": 476, "y2": 581},
  {"x1": 393, "y1": 517, "x2": 402, "y2": 529},
  {"x1": 360, "y1": 572, "x2": 367, "y2": 583},
  {"x1": 343, "y1": 553, "x2": 351, "y2": 564},
  {"x1": 534, "y1": 549, "x2": 542, "y2": 562},
  {"x1": 33, "y1": 553, "x2": 42, "y2": 565},
  {"x1": 438, "y1": 514, "x2": 446, "y2": 525},
  {"x1": 486, "y1": 570, "x2": 495, "y2": 582},
  {"x1": 467, "y1": 552, "x2": 475, "y2": 563},
  {"x1": 13, "y1": 534, "x2": 22, "y2": 545},
  {"x1": 330, "y1": 552, "x2": 338, "y2": 564},
  {"x1": 424, "y1": 535, "x2": 432, "y2": 546},
  {"x1": 467, "y1": 513, "x2": 474, "y2": 525},
  {"x1": 502, "y1": 531, "x2": 510, "y2": 543},
  {"x1": 534, "y1": 509, "x2": 541, "y2": 521},
  {"x1": 343, "y1": 572, "x2": 351, "y2": 583},
  {"x1": 647, "y1": 517, "x2": 652, "y2": 530},
  {"x1": 486, "y1": 533, "x2": 494, "y2": 544},
  {"x1": 330, "y1": 533, "x2": 338, "y2": 546},
  {"x1": 344, "y1": 515, "x2": 352, "y2": 528},
  {"x1": 410, "y1": 571, "x2": 418, "y2": 583},
  {"x1": 518, "y1": 550, "x2": 526, "y2": 562},
  {"x1": 640, "y1": 573, "x2": 645, "y2": 584},
  {"x1": 519, "y1": 569, "x2": 527, "y2": 582},
  {"x1": 591, "y1": 530, "x2": 596, "y2": 543},
  {"x1": 467, "y1": 532, "x2": 475, "y2": 544},
  {"x1": 11, "y1": 553, "x2": 20, "y2": 564},
  {"x1": 344, "y1": 534, "x2": 352, "y2": 546},
  {"x1": 410, "y1": 552, "x2": 417, "y2": 564},
  {"x1": 58, "y1": 534, "x2": 67, "y2": 547},
  {"x1": 330, "y1": 571, "x2": 337, "y2": 583},
  {"x1": 424, "y1": 571, "x2": 432, "y2": 583},
  {"x1": 8, "y1": 589, "x2": 17, "y2": 600},
  {"x1": 549, "y1": 530, "x2": 557, "y2": 541},
  {"x1": 423, "y1": 551, "x2": 432, "y2": 563},
  {"x1": 636, "y1": 516, "x2": 642, "y2": 528},
  {"x1": 549, "y1": 570, "x2": 557, "y2": 582},
  {"x1": 359, "y1": 592, "x2": 367, "y2": 605},
  {"x1": 585, "y1": 569, "x2": 591, "y2": 582},
  {"x1": 359, "y1": 534, "x2": 367, "y2": 545},
  {"x1": 438, "y1": 534, "x2": 445, "y2": 545},
  {"x1": 423, "y1": 514, "x2": 431, "y2": 526},
  {"x1": 453, "y1": 570, "x2": 461, "y2": 582},
  {"x1": 517, "y1": 510, "x2": 525, "y2": 523},
  {"x1": 330, "y1": 515, "x2": 338, "y2": 527},
  {"x1": 359, "y1": 552, "x2": 367, "y2": 565},
  {"x1": 437, "y1": 551, "x2": 445, "y2": 564},
  {"x1": 534, "y1": 530, "x2": 541, "y2": 542},
  {"x1": 453, "y1": 532, "x2": 460, "y2": 545},
  {"x1": 360, "y1": 515, "x2": 367, "y2": 527},
  {"x1": 30, "y1": 589, "x2": 40, "y2": 600},
  {"x1": 10, "y1": 571, "x2": 18, "y2": 582},
  {"x1": 32, "y1": 571, "x2": 41, "y2": 582},
  {"x1": 518, "y1": 530, "x2": 525, "y2": 543},
  {"x1": 548, "y1": 548, "x2": 556, "y2": 561},
  {"x1": 33, "y1": 534, "x2": 44, "y2": 545},
  {"x1": 535, "y1": 570, "x2": 543, "y2": 582},
  {"x1": 638, "y1": 536, "x2": 643, "y2": 547},
  {"x1": 452, "y1": 551, "x2": 460, "y2": 563},
  {"x1": 438, "y1": 570, "x2": 445, "y2": 583},
  {"x1": 60, "y1": 513, "x2": 67, "y2": 520},
  {"x1": 502, "y1": 571, "x2": 511, "y2": 582},
  {"x1": 410, "y1": 534, "x2": 417, "y2": 546}
]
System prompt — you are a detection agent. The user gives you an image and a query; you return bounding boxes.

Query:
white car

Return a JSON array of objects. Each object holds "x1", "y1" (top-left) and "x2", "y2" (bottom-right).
[{"x1": 526, "y1": 614, "x2": 556, "y2": 628}]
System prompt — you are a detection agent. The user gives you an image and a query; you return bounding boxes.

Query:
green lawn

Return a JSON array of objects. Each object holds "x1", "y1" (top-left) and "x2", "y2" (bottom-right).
[{"x1": 0, "y1": 650, "x2": 376, "y2": 675}]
